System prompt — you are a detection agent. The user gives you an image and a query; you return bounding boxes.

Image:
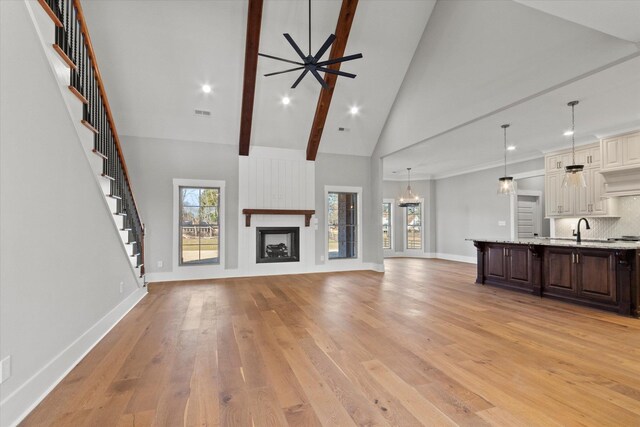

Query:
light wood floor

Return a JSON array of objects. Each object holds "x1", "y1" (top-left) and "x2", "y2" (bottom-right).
[{"x1": 22, "y1": 258, "x2": 640, "y2": 426}]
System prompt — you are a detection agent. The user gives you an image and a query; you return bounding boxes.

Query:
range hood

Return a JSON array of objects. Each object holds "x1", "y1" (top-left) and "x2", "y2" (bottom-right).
[{"x1": 601, "y1": 166, "x2": 640, "y2": 197}]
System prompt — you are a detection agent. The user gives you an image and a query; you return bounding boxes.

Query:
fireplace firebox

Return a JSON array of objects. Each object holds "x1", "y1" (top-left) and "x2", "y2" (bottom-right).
[{"x1": 256, "y1": 227, "x2": 300, "y2": 263}]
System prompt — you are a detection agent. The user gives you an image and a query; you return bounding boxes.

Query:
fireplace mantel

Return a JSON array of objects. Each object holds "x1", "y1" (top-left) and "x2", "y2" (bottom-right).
[{"x1": 242, "y1": 209, "x2": 316, "y2": 227}]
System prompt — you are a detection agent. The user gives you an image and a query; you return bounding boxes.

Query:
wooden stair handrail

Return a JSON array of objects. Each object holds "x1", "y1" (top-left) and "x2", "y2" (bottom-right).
[{"x1": 72, "y1": 0, "x2": 143, "y2": 232}]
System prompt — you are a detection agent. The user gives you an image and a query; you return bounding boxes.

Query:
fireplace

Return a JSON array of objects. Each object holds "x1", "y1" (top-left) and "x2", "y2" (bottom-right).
[{"x1": 256, "y1": 227, "x2": 300, "y2": 263}]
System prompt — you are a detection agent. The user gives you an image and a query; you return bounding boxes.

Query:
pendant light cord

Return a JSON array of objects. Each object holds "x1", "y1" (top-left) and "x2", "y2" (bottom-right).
[
  {"x1": 571, "y1": 103, "x2": 576, "y2": 165},
  {"x1": 308, "y1": 0, "x2": 311, "y2": 56},
  {"x1": 504, "y1": 126, "x2": 507, "y2": 177},
  {"x1": 501, "y1": 124, "x2": 509, "y2": 177}
]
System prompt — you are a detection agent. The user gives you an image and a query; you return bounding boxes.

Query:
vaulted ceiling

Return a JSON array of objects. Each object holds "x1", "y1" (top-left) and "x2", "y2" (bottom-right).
[
  {"x1": 82, "y1": 0, "x2": 640, "y2": 177},
  {"x1": 82, "y1": 0, "x2": 434, "y2": 157}
]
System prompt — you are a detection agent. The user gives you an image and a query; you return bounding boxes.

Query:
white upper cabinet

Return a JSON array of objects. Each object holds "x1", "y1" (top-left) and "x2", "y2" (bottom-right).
[
  {"x1": 545, "y1": 141, "x2": 619, "y2": 218},
  {"x1": 601, "y1": 131, "x2": 640, "y2": 169},
  {"x1": 622, "y1": 132, "x2": 640, "y2": 166},
  {"x1": 601, "y1": 136, "x2": 624, "y2": 169}
]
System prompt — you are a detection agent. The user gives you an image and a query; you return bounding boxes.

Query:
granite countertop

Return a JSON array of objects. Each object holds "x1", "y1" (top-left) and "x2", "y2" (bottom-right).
[{"x1": 467, "y1": 237, "x2": 640, "y2": 250}]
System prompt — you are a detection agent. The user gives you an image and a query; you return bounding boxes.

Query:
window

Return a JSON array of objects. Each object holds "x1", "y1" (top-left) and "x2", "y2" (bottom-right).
[
  {"x1": 328, "y1": 192, "x2": 358, "y2": 259},
  {"x1": 382, "y1": 202, "x2": 392, "y2": 249},
  {"x1": 406, "y1": 203, "x2": 422, "y2": 250},
  {"x1": 179, "y1": 186, "x2": 220, "y2": 265}
]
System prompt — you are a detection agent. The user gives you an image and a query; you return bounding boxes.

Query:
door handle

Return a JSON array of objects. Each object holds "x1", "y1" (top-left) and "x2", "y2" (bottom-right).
[{"x1": 572, "y1": 253, "x2": 575, "y2": 264}]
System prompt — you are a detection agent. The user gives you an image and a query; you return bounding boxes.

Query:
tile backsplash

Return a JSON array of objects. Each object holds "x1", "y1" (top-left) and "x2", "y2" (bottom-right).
[{"x1": 554, "y1": 196, "x2": 640, "y2": 238}]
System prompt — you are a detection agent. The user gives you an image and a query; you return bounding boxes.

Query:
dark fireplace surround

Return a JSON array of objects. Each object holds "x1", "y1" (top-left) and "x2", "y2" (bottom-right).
[{"x1": 256, "y1": 227, "x2": 300, "y2": 263}]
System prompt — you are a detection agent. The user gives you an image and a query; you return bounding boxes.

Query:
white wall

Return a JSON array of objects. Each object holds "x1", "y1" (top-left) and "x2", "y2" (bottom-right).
[
  {"x1": 1, "y1": 2, "x2": 143, "y2": 425},
  {"x1": 120, "y1": 135, "x2": 240, "y2": 276},
  {"x1": 435, "y1": 158, "x2": 545, "y2": 260}
]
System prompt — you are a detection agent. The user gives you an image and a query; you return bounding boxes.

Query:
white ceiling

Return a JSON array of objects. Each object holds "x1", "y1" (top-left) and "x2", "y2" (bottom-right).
[
  {"x1": 82, "y1": 0, "x2": 434, "y2": 156},
  {"x1": 81, "y1": 0, "x2": 640, "y2": 176},
  {"x1": 383, "y1": 55, "x2": 640, "y2": 180},
  {"x1": 379, "y1": 0, "x2": 640, "y2": 180},
  {"x1": 514, "y1": 0, "x2": 640, "y2": 43}
]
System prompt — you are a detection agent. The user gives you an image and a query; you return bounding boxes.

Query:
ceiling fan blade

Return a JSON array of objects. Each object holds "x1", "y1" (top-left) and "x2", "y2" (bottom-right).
[
  {"x1": 264, "y1": 66, "x2": 306, "y2": 77},
  {"x1": 283, "y1": 33, "x2": 307, "y2": 60},
  {"x1": 258, "y1": 53, "x2": 304, "y2": 66},
  {"x1": 317, "y1": 67, "x2": 356, "y2": 79},
  {"x1": 313, "y1": 34, "x2": 336, "y2": 62},
  {"x1": 291, "y1": 69, "x2": 309, "y2": 89},
  {"x1": 310, "y1": 68, "x2": 330, "y2": 90},
  {"x1": 316, "y1": 53, "x2": 363, "y2": 67}
]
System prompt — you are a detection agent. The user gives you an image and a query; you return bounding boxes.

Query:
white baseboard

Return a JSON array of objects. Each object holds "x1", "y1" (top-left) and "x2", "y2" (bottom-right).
[
  {"x1": 145, "y1": 262, "x2": 384, "y2": 283},
  {"x1": 384, "y1": 252, "x2": 476, "y2": 264},
  {"x1": 435, "y1": 253, "x2": 477, "y2": 264},
  {"x1": 384, "y1": 251, "x2": 437, "y2": 259},
  {"x1": 0, "y1": 288, "x2": 147, "y2": 427}
]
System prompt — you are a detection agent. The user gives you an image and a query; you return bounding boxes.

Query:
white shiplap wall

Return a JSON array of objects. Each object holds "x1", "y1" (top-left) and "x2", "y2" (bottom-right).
[
  {"x1": 245, "y1": 154, "x2": 314, "y2": 210},
  {"x1": 238, "y1": 147, "x2": 316, "y2": 274}
]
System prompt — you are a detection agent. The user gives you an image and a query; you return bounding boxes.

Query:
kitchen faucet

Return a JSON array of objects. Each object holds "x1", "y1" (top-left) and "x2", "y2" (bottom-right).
[{"x1": 573, "y1": 217, "x2": 591, "y2": 243}]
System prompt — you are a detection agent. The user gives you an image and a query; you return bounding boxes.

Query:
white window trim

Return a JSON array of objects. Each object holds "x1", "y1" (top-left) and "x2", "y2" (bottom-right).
[
  {"x1": 383, "y1": 198, "x2": 394, "y2": 253},
  {"x1": 325, "y1": 185, "x2": 363, "y2": 262},
  {"x1": 403, "y1": 198, "x2": 425, "y2": 254},
  {"x1": 173, "y1": 178, "x2": 225, "y2": 271}
]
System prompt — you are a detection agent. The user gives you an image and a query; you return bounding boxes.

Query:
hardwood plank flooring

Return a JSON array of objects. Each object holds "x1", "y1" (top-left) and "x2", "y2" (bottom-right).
[{"x1": 21, "y1": 258, "x2": 640, "y2": 426}]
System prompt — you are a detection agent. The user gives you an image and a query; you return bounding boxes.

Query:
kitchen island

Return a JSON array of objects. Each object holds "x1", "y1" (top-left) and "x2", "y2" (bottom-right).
[{"x1": 470, "y1": 238, "x2": 640, "y2": 316}]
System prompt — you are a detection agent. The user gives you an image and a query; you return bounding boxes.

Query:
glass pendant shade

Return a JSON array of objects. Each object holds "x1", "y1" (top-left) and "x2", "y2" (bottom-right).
[
  {"x1": 497, "y1": 176, "x2": 515, "y2": 195},
  {"x1": 563, "y1": 100, "x2": 586, "y2": 189},
  {"x1": 397, "y1": 168, "x2": 420, "y2": 207},
  {"x1": 497, "y1": 124, "x2": 515, "y2": 195},
  {"x1": 562, "y1": 164, "x2": 586, "y2": 188}
]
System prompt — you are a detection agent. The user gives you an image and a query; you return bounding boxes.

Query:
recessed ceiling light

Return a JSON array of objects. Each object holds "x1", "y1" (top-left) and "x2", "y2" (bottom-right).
[
  {"x1": 350, "y1": 106, "x2": 359, "y2": 115},
  {"x1": 507, "y1": 145, "x2": 516, "y2": 151},
  {"x1": 563, "y1": 130, "x2": 574, "y2": 136},
  {"x1": 282, "y1": 96, "x2": 290, "y2": 105},
  {"x1": 202, "y1": 84, "x2": 212, "y2": 94}
]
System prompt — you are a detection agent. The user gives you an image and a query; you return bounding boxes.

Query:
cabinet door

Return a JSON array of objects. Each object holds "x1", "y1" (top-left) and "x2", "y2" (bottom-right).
[
  {"x1": 588, "y1": 146, "x2": 601, "y2": 168},
  {"x1": 544, "y1": 247, "x2": 576, "y2": 295},
  {"x1": 622, "y1": 132, "x2": 640, "y2": 166},
  {"x1": 576, "y1": 250, "x2": 616, "y2": 303},
  {"x1": 574, "y1": 170, "x2": 591, "y2": 216},
  {"x1": 601, "y1": 137, "x2": 624, "y2": 169},
  {"x1": 590, "y1": 170, "x2": 608, "y2": 215},
  {"x1": 484, "y1": 244, "x2": 506, "y2": 280},
  {"x1": 507, "y1": 246, "x2": 531, "y2": 285},
  {"x1": 574, "y1": 147, "x2": 589, "y2": 168},
  {"x1": 545, "y1": 173, "x2": 560, "y2": 216},
  {"x1": 546, "y1": 153, "x2": 571, "y2": 172},
  {"x1": 545, "y1": 173, "x2": 573, "y2": 216}
]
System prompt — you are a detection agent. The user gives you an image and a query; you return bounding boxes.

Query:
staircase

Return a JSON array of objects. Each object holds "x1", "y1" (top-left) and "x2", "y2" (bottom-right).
[{"x1": 30, "y1": 0, "x2": 145, "y2": 280}]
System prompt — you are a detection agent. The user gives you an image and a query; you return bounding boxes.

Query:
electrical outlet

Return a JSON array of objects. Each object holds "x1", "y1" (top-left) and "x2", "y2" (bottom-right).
[
  {"x1": 157, "y1": 260, "x2": 163, "y2": 268},
  {"x1": 320, "y1": 255, "x2": 325, "y2": 262},
  {"x1": 119, "y1": 281, "x2": 124, "y2": 294},
  {"x1": 498, "y1": 220, "x2": 506, "y2": 226},
  {"x1": 0, "y1": 355, "x2": 11, "y2": 384}
]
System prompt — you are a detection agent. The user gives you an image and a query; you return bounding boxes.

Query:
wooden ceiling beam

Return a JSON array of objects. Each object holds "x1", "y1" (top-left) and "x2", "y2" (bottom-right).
[
  {"x1": 306, "y1": 0, "x2": 359, "y2": 161},
  {"x1": 239, "y1": 0, "x2": 264, "y2": 156}
]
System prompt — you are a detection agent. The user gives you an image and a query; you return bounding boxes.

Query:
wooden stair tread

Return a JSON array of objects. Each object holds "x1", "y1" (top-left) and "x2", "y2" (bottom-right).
[
  {"x1": 37, "y1": 0, "x2": 63, "y2": 27},
  {"x1": 92, "y1": 149, "x2": 107, "y2": 160},
  {"x1": 81, "y1": 120, "x2": 98, "y2": 134},
  {"x1": 68, "y1": 85, "x2": 88, "y2": 104},
  {"x1": 52, "y1": 44, "x2": 77, "y2": 70}
]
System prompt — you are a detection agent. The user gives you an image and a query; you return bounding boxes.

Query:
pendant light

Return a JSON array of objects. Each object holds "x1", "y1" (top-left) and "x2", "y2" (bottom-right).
[
  {"x1": 397, "y1": 168, "x2": 420, "y2": 207},
  {"x1": 562, "y1": 100, "x2": 586, "y2": 188},
  {"x1": 498, "y1": 124, "x2": 515, "y2": 195}
]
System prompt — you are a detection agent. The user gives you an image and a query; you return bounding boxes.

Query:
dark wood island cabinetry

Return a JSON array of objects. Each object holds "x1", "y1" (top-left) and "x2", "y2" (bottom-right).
[{"x1": 473, "y1": 239, "x2": 639, "y2": 316}]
